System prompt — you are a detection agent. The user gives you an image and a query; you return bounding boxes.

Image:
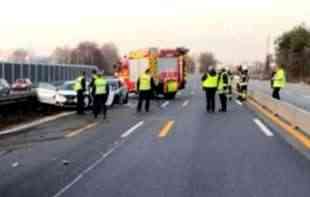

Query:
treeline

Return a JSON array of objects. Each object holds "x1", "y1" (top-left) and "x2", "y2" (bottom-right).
[
  {"x1": 5, "y1": 41, "x2": 120, "y2": 75},
  {"x1": 274, "y1": 24, "x2": 310, "y2": 83},
  {"x1": 50, "y1": 41, "x2": 120, "y2": 75},
  {"x1": 198, "y1": 51, "x2": 217, "y2": 73}
]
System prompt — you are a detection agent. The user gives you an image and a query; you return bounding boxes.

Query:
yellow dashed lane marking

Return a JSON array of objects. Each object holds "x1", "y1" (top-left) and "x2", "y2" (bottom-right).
[
  {"x1": 158, "y1": 120, "x2": 175, "y2": 138},
  {"x1": 66, "y1": 122, "x2": 98, "y2": 138}
]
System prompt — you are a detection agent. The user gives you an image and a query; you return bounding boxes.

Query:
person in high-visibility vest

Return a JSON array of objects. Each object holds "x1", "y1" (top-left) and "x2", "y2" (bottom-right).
[
  {"x1": 89, "y1": 69, "x2": 98, "y2": 106},
  {"x1": 238, "y1": 66, "x2": 249, "y2": 101},
  {"x1": 217, "y1": 68, "x2": 229, "y2": 112},
  {"x1": 136, "y1": 69, "x2": 155, "y2": 112},
  {"x1": 271, "y1": 65, "x2": 286, "y2": 100},
  {"x1": 74, "y1": 71, "x2": 86, "y2": 114},
  {"x1": 227, "y1": 69, "x2": 233, "y2": 101},
  {"x1": 93, "y1": 71, "x2": 109, "y2": 119},
  {"x1": 201, "y1": 66, "x2": 218, "y2": 113}
]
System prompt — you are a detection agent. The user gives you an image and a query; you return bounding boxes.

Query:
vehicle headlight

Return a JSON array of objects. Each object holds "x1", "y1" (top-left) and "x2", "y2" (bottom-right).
[{"x1": 56, "y1": 94, "x2": 67, "y2": 103}]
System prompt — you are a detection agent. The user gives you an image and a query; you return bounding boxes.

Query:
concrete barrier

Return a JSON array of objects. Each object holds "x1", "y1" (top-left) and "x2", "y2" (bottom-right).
[{"x1": 248, "y1": 90, "x2": 310, "y2": 137}]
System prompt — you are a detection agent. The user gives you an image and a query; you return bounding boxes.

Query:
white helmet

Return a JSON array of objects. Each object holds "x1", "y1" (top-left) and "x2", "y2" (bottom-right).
[
  {"x1": 270, "y1": 63, "x2": 277, "y2": 69},
  {"x1": 242, "y1": 66, "x2": 248, "y2": 71},
  {"x1": 208, "y1": 66, "x2": 214, "y2": 72}
]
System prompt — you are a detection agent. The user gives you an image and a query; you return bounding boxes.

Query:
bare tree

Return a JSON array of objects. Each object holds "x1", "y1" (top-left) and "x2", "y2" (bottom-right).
[
  {"x1": 9, "y1": 49, "x2": 29, "y2": 63},
  {"x1": 73, "y1": 41, "x2": 103, "y2": 65},
  {"x1": 101, "y1": 42, "x2": 120, "y2": 75},
  {"x1": 198, "y1": 52, "x2": 217, "y2": 73},
  {"x1": 51, "y1": 41, "x2": 121, "y2": 75},
  {"x1": 50, "y1": 47, "x2": 72, "y2": 64},
  {"x1": 184, "y1": 55, "x2": 196, "y2": 74}
]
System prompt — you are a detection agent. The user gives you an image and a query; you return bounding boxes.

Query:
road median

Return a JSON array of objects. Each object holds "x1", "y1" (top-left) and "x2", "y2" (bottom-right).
[{"x1": 246, "y1": 90, "x2": 310, "y2": 149}]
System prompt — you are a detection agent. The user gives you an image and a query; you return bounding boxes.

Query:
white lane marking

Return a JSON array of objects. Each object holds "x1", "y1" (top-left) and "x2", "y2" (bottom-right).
[
  {"x1": 0, "y1": 112, "x2": 75, "y2": 136},
  {"x1": 235, "y1": 100, "x2": 243, "y2": 106},
  {"x1": 182, "y1": 100, "x2": 189, "y2": 107},
  {"x1": 53, "y1": 144, "x2": 120, "y2": 197},
  {"x1": 253, "y1": 118, "x2": 274, "y2": 137},
  {"x1": 161, "y1": 101, "x2": 170, "y2": 108},
  {"x1": 12, "y1": 162, "x2": 19, "y2": 168},
  {"x1": 125, "y1": 102, "x2": 136, "y2": 108},
  {"x1": 121, "y1": 121, "x2": 144, "y2": 138}
]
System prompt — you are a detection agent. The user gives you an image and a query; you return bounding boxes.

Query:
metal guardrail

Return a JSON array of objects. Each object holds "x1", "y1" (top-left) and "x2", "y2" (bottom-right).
[
  {"x1": 248, "y1": 90, "x2": 310, "y2": 137},
  {"x1": 0, "y1": 62, "x2": 98, "y2": 84},
  {"x1": 0, "y1": 91, "x2": 36, "y2": 106}
]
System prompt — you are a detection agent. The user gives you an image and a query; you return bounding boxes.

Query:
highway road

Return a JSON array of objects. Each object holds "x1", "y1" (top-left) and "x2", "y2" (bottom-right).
[
  {"x1": 0, "y1": 75, "x2": 309, "y2": 197},
  {"x1": 250, "y1": 80, "x2": 310, "y2": 111}
]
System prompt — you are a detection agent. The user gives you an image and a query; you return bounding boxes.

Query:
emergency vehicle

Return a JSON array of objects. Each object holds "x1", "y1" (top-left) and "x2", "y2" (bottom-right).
[{"x1": 117, "y1": 47, "x2": 189, "y2": 99}]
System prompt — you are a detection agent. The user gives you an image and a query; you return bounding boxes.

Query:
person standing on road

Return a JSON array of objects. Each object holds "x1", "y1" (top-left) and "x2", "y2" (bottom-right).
[
  {"x1": 89, "y1": 69, "x2": 98, "y2": 106},
  {"x1": 137, "y1": 69, "x2": 155, "y2": 113},
  {"x1": 93, "y1": 71, "x2": 109, "y2": 119},
  {"x1": 201, "y1": 67, "x2": 218, "y2": 113},
  {"x1": 218, "y1": 68, "x2": 229, "y2": 112},
  {"x1": 227, "y1": 69, "x2": 233, "y2": 101},
  {"x1": 239, "y1": 66, "x2": 249, "y2": 101},
  {"x1": 74, "y1": 71, "x2": 86, "y2": 115},
  {"x1": 271, "y1": 65, "x2": 286, "y2": 100}
]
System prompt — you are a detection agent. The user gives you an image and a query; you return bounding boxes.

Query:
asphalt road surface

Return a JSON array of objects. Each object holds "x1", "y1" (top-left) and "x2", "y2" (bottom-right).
[
  {"x1": 250, "y1": 80, "x2": 310, "y2": 111},
  {"x1": 0, "y1": 75, "x2": 309, "y2": 197}
]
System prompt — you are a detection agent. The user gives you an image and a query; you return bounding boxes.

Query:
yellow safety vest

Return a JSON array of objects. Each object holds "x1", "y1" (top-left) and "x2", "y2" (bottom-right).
[
  {"x1": 74, "y1": 76, "x2": 83, "y2": 91},
  {"x1": 139, "y1": 74, "x2": 151, "y2": 91},
  {"x1": 203, "y1": 74, "x2": 218, "y2": 88},
  {"x1": 273, "y1": 69, "x2": 286, "y2": 88},
  {"x1": 218, "y1": 72, "x2": 228, "y2": 93},
  {"x1": 92, "y1": 74, "x2": 98, "y2": 80},
  {"x1": 95, "y1": 77, "x2": 107, "y2": 95},
  {"x1": 167, "y1": 80, "x2": 178, "y2": 93}
]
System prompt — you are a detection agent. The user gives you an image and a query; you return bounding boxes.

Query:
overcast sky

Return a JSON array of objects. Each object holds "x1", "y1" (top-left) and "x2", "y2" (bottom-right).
[{"x1": 0, "y1": 0, "x2": 309, "y2": 64}]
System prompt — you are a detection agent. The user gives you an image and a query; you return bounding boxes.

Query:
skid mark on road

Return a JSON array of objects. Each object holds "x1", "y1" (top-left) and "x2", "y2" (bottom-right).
[{"x1": 158, "y1": 120, "x2": 175, "y2": 138}]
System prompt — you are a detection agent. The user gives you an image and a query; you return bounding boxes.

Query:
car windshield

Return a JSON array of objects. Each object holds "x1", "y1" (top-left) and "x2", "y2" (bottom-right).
[{"x1": 60, "y1": 83, "x2": 75, "y2": 91}]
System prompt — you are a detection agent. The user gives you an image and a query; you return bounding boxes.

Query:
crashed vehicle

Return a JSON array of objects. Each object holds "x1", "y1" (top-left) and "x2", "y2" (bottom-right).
[{"x1": 36, "y1": 77, "x2": 128, "y2": 108}]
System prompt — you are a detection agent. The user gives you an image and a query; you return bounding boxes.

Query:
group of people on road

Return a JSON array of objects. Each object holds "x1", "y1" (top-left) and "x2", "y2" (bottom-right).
[
  {"x1": 73, "y1": 63, "x2": 286, "y2": 118},
  {"x1": 200, "y1": 63, "x2": 287, "y2": 114},
  {"x1": 201, "y1": 67, "x2": 233, "y2": 113},
  {"x1": 74, "y1": 70, "x2": 109, "y2": 119},
  {"x1": 73, "y1": 68, "x2": 155, "y2": 119}
]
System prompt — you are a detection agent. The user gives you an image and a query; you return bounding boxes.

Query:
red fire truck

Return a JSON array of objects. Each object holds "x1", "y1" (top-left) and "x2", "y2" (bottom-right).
[{"x1": 117, "y1": 47, "x2": 189, "y2": 99}]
